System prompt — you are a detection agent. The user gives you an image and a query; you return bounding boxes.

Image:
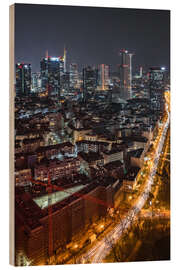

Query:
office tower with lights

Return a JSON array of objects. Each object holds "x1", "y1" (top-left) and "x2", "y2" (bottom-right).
[
  {"x1": 149, "y1": 67, "x2": 165, "y2": 113},
  {"x1": 59, "y1": 56, "x2": 64, "y2": 77},
  {"x1": 98, "y1": 64, "x2": 110, "y2": 90},
  {"x1": 82, "y1": 66, "x2": 98, "y2": 101},
  {"x1": 63, "y1": 46, "x2": 67, "y2": 73},
  {"x1": 69, "y1": 63, "x2": 79, "y2": 89},
  {"x1": 139, "y1": 66, "x2": 143, "y2": 78},
  {"x1": 83, "y1": 66, "x2": 98, "y2": 91},
  {"x1": 40, "y1": 58, "x2": 48, "y2": 91},
  {"x1": 119, "y1": 49, "x2": 133, "y2": 100},
  {"x1": 40, "y1": 57, "x2": 61, "y2": 96},
  {"x1": 15, "y1": 63, "x2": 31, "y2": 96},
  {"x1": 31, "y1": 72, "x2": 41, "y2": 92},
  {"x1": 61, "y1": 72, "x2": 70, "y2": 92},
  {"x1": 31, "y1": 73, "x2": 38, "y2": 91}
]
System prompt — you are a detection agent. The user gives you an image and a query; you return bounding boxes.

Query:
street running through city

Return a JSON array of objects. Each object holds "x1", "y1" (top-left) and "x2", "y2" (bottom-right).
[{"x1": 79, "y1": 95, "x2": 170, "y2": 263}]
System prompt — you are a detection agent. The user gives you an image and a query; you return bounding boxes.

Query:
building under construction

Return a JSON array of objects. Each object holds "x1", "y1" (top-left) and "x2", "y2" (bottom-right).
[{"x1": 15, "y1": 181, "x2": 115, "y2": 266}]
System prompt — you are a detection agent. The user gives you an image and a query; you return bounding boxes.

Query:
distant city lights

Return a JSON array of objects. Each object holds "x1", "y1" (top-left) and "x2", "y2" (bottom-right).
[{"x1": 51, "y1": 57, "x2": 59, "y2": 61}]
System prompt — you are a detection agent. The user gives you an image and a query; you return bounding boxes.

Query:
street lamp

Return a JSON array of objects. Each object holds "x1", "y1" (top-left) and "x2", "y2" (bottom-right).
[{"x1": 149, "y1": 201, "x2": 154, "y2": 218}]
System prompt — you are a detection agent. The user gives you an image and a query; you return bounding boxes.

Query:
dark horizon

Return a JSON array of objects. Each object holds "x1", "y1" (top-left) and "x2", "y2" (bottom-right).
[{"x1": 15, "y1": 3, "x2": 170, "y2": 73}]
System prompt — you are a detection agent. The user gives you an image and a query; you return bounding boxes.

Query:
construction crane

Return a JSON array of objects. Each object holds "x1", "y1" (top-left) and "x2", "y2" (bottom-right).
[
  {"x1": 27, "y1": 49, "x2": 112, "y2": 263},
  {"x1": 47, "y1": 172, "x2": 53, "y2": 264},
  {"x1": 29, "y1": 173, "x2": 112, "y2": 264}
]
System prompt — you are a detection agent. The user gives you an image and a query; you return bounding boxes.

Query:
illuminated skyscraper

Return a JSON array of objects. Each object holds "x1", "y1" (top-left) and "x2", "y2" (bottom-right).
[
  {"x1": 119, "y1": 49, "x2": 133, "y2": 100},
  {"x1": 61, "y1": 72, "x2": 70, "y2": 92},
  {"x1": 31, "y1": 72, "x2": 41, "y2": 92},
  {"x1": 98, "y1": 64, "x2": 110, "y2": 90},
  {"x1": 63, "y1": 46, "x2": 67, "y2": 73},
  {"x1": 139, "y1": 66, "x2": 143, "y2": 78},
  {"x1": 69, "y1": 63, "x2": 79, "y2": 89},
  {"x1": 83, "y1": 66, "x2": 98, "y2": 100},
  {"x1": 149, "y1": 67, "x2": 165, "y2": 113},
  {"x1": 15, "y1": 63, "x2": 31, "y2": 96},
  {"x1": 83, "y1": 66, "x2": 98, "y2": 91},
  {"x1": 40, "y1": 56, "x2": 61, "y2": 96},
  {"x1": 59, "y1": 56, "x2": 64, "y2": 77}
]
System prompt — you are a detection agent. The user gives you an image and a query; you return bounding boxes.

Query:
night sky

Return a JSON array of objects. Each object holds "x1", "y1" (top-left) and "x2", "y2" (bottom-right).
[{"x1": 15, "y1": 4, "x2": 170, "y2": 73}]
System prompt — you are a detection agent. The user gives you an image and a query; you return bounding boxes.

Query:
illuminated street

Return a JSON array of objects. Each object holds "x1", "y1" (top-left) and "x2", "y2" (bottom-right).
[
  {"x1": 79, "y1": 92, "x2": 170, "y2": 263},
  {"x1": 13, "y1": 4, "x2": 170, "y2": 266}
]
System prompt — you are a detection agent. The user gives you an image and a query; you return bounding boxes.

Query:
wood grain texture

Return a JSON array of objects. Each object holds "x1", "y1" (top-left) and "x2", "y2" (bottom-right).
[{"x1": 9, "y1": 4, "x2": 15, "y2": 266}]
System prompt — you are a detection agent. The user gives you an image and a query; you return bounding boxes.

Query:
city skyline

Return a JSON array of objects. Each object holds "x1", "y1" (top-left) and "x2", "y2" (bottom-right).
[
  {"x1": 11, "y1": 3, "x2": 170, "y2": 266},
  {"x1": 15, "y1": 4, "x2": 170, "y2": 72}
]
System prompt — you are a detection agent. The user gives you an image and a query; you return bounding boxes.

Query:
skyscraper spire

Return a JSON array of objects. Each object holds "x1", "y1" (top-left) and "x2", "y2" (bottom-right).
[
  {"x1": 46, "y1": 50, "x2": 48, "y2": 59},
  {"x1": 64, "y1": 45, "x2": 66, "y2": 73}
]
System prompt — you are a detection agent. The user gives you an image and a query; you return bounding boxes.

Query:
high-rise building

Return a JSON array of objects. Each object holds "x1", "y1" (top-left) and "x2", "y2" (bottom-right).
[
  {"x1": 31, "y1": 72, "x2": 41, "y2": 92},
  {"x1": 83, "y1": 66, "x2": 98, "y2": 91},
  {"x1": 15, "y1": 63, "x2": 31, "y2": 96},
  {"x1": 63, "y1": 46, "x2": 67, "y2": 73},
  {"x1": 40, "y1": 58, "x2": 48, "y2": 91},
  {"x1": 119, "y1": 49, "x2": 133, "y2": 100},
  {"x1": 59, "y1": 56, "x2": 64, "y2": 77},
  {"x1": 83, "y1": 66, "x2": 98, "y2": 101},
  {"x1": 61, "y1": 72, "x2": 70, "y2": 92},
  {"x1": 139, "y1": 66, "x2": 143, "y2": 78},
  {"x1": 98, "y1": 64, "x2": 110, "y2": 90},
  {"x1": 69, "y1": 63, "x2": 79, "y2": 89},
  {"x1": 149, "y1": 67, "x2": 165, "y2": 113},
  {"x1": 40, "y1": 57, "x2": 61, "y2": 96}
]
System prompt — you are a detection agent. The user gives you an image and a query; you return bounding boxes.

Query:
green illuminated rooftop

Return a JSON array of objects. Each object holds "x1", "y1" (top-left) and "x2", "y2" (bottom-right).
[{"x1": 33, "y1": 184, "x2": 87, "y2": 209}]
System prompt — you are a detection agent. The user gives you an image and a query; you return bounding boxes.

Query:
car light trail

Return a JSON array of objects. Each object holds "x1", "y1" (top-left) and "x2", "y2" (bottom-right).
[{"x1": 80, "y1": 103, "x2": 170, "y2": 264}]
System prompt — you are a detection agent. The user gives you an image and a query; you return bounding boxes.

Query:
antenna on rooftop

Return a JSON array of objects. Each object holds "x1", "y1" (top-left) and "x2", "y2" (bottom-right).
[{"x1": 64, "y1": 45, "x2": 66, "y2": 73}]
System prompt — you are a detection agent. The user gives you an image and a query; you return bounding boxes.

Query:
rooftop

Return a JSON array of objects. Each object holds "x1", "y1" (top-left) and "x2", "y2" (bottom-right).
[
  {"x1": 103, "y1": 160, "x2": 123, "y2": 170},
  {"x1": 124, "y1": 166, "x2": 140, "y2": 181},
  {"x1": 76, "y1": 140, "x2": 109, "y2": 146},
  {"x1": 121, "y1": 136, "x2": 148, "y2": 143},
  {"x1": 103, "y1": 149, "x2": 123, "y2": 155},
  {"x1": 79, "y1": 152, "x2": 104, "y2": 162},
  {"x1": 36, "y1": 142, "x2": 74, "y2": 152},
  {"x1": 33, "y1": 184, "x2": 88, "y2": 209},
  {"x1": 128, "y1": 148, "x2": 144, "y2": 158}
]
